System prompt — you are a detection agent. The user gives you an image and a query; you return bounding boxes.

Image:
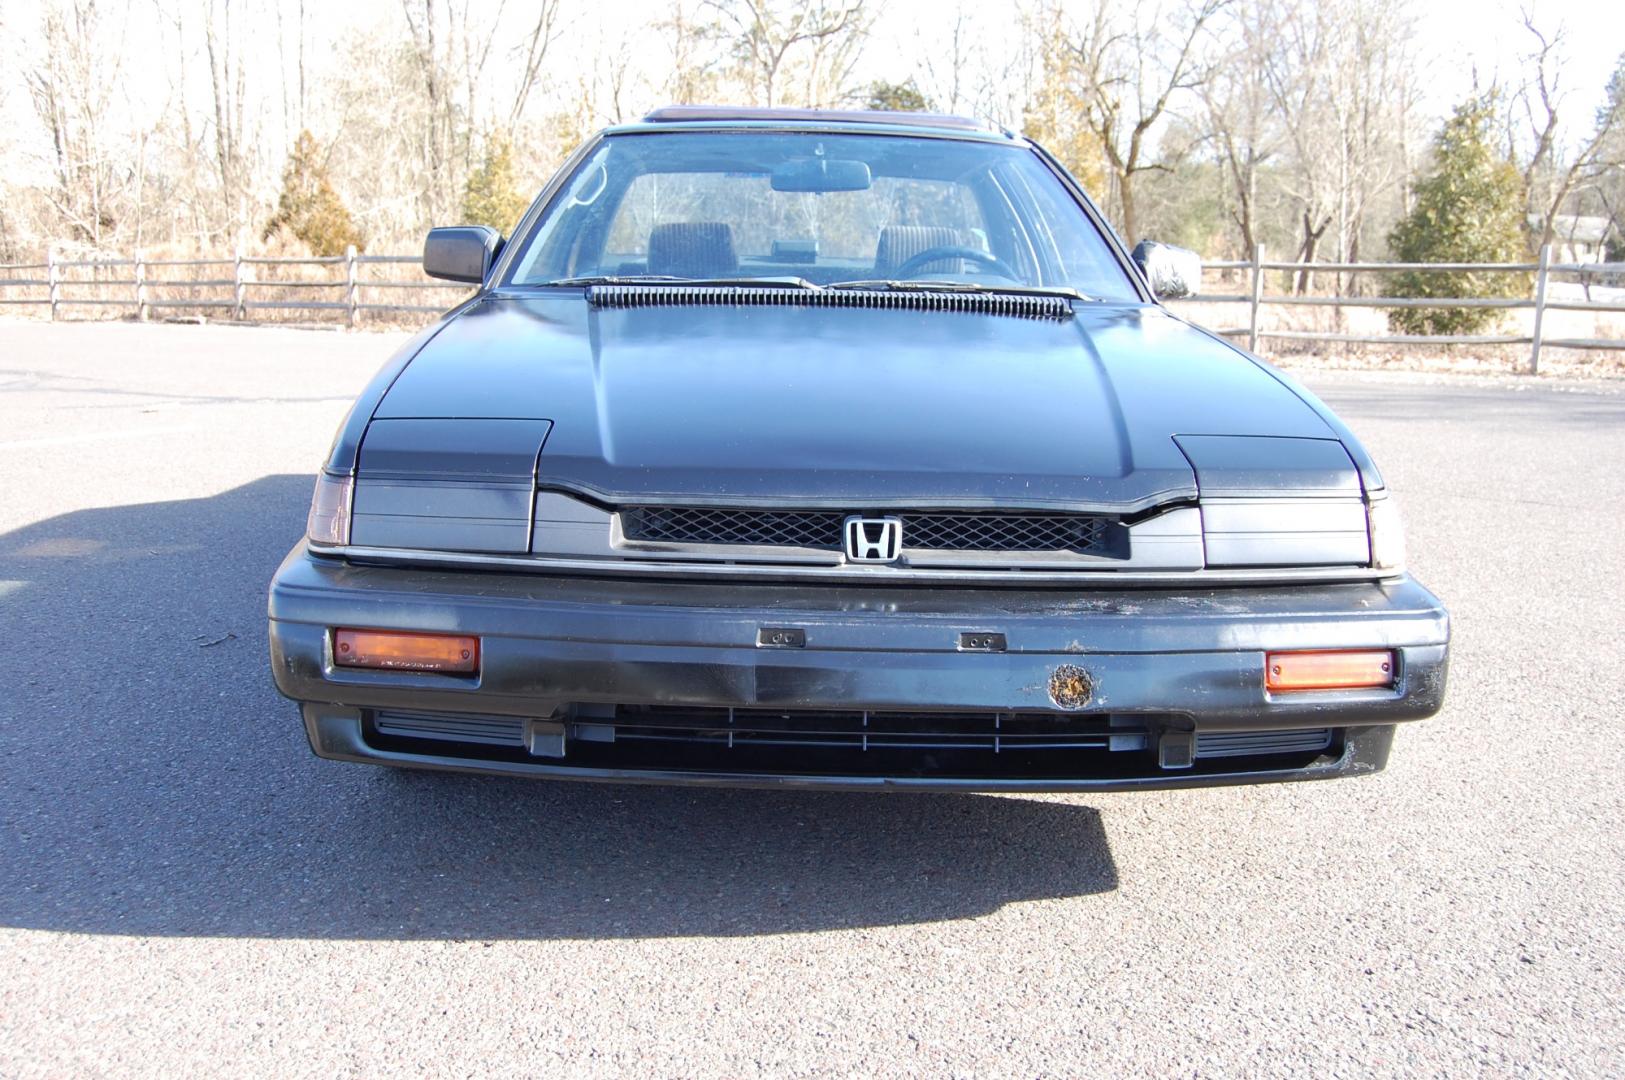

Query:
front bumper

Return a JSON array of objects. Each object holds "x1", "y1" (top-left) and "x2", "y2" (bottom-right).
[{"x1": 268, "y1": 545, "x2": 1449, "y2": 791}]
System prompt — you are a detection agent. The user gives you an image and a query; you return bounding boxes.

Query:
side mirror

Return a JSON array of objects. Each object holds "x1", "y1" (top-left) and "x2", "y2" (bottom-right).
[
  {"x1": 1131, "y1": 240, "x2": 1201, "y2": 300},
  {"x1": 423, "y1": 226, "x2": 502, "y2": 284}
]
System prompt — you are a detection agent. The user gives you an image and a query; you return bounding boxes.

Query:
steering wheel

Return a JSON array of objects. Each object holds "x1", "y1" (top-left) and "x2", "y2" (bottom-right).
[{"x1": 889, "y1": 245, "x2": 1018, "y2": 281}]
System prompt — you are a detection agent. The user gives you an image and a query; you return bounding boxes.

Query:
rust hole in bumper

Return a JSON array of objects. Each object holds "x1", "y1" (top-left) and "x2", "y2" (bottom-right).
[{"x1": 1048, "y1": 664, "x2": 1094, "y2": 709}]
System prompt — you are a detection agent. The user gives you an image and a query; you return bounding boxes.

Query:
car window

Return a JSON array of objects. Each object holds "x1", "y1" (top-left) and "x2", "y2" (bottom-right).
[{"x1": 505, "y1": 130, "x2": 1139, "y2": 300}]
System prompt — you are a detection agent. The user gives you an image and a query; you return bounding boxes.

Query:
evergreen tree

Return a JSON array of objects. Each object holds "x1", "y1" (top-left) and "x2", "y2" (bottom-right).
[
  {"x1": 264, "y1": 131, "x2": 365, "y2": 256},
  {"x1": 1387, "y1": 98, "x2": 1525, "y2": 335},
  {"x1": 461, "y1": 136, "x2": 531, "y2": 233},
  {"x1": 862, "y1": 80, "x2": 930, "y2": 112}
]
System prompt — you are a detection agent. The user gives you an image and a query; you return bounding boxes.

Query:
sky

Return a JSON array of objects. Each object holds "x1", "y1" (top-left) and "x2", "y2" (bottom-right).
[{"x1": 1410, "y1": 0, "x2": 1623, "y2": 115}]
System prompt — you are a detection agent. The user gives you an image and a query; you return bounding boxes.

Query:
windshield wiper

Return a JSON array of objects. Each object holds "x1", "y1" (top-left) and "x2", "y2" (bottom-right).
[
  {"x1": 536, "y1": 274, "x2": 688, "y2": 287},
  {"x1": 828, "y1": 279, "x2": 1094, "y2": 302},
  {"x1": 538, "y1": 274, "x2": 822, "y2": 290}
]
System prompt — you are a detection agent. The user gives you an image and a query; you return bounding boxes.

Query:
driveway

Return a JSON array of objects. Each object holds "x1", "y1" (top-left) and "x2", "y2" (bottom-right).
[{"x1": 1, "y1": 321, "x2": 1621, "y2": 1075}]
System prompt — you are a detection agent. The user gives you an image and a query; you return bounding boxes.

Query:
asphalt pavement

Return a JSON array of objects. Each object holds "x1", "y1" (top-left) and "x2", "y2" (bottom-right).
[{"x1": 1, "y1": 320, "x2": 1621, "y2": 1076}]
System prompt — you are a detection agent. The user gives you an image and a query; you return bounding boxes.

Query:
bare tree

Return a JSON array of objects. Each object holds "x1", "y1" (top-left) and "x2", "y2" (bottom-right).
[
  {"x1": 397, "y1": 0, "x2": 509, "y2": 224},
  {"x1": 297, "y1": 0, "x2": 307, "y2": 132},
  {"x1": 273, "y1": 1, "x2": 310, "y2": 139},
  {"x1": 709, "y1": 0, "x2": 868, "y2": 108},
  {"x1": 1022, "y1": 18, "x2": 1105, "y2": 194},
  {"x1": 1200, "y1": 0, "x2": 1284, "y2": 255},
  {"x1": 153, "y1": 3, "x2": 212, "y2": 247},
  {"x1": 1593, "y1": 58, "x2": 1625, "y2": 257},
  {"x1": 203, "y1": 0, "x2": 256, "y2": 242},
  {"x1": 507, "y1": 0, "x2": 561, "y2": 131},
  {"x1": 1258, "y1": 0, "x2": 1415, "y2": 292},
  {"x1": 1325, "y1": 0, "x2": 1418, "y2": 281},
  {"x1": 660, "y1": 1, "x2": 725, "y2": 105},
  {"x1": 1258, "y1": 0, "x2": 1335, "y2": 288},
  {"x1": 915, "y1": 4, "x2": 974, "y2": 115},
  {"x1": 1517, "y1": 15, "x2": 1625, "y2": 256},
  {"x1": 0, "y1": 0, "x2": 1554, "y2": 272},
  {"x1": 571, "y1": 21, "x2": 641, "y2": 128},
  {"x1": 1056, "y1": 0, "x2": 1227, "y2": 246},
  {"x1": 398, "y1": 0, "x2": 452, "y2": 223},
  {"x1": 800, "y1": 4, "x2": 870, "y2": 106},
  {"x1": 22, "y1": 0, "x2": 131, "y2": 248}
]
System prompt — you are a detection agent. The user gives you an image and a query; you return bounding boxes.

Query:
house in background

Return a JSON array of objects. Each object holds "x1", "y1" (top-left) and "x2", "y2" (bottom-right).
[{"x1": 1539, "y1": 215, "x2": 1620, "y2": 264}]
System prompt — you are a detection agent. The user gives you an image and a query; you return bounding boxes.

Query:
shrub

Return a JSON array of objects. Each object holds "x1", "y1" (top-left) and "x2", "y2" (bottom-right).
[
  {"x1": 264, "y1": 131, "x2": 365, "y2": 256},
  {"x1": 461, "y1": 136, "x2": 531, "y2": 234},
  {"x1": 1386, "y1": 98, "x2": 1526, "y2": 335}
]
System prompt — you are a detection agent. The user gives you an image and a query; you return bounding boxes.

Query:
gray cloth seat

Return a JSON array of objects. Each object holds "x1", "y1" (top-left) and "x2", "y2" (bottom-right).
[
  {"x1": 647, "y1": 222, "x2": 739, "y2": 277},
  {"x1": 873, "y1": 225, "x2": 964, "y2": 276}
]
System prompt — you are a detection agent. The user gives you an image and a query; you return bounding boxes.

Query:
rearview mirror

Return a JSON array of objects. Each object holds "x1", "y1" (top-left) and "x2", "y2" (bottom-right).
[
  {"x1": 423, "y1": 225, "x2": 502, "y2": 284},
  {"x1": 1131, "y1": 240, "x2": 1202, "y2": 300},
  {"x1": 770, "y1": 158, "x2": 873, "y2": 193}
]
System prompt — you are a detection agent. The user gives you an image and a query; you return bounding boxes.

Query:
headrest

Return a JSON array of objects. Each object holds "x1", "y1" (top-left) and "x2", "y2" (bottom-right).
[
  {"x1": 647, "y1": 222, "x2": 739, "y2": 277},
  {"x1": 874, "y1": 225, "x2": 964, "y2": 275}
]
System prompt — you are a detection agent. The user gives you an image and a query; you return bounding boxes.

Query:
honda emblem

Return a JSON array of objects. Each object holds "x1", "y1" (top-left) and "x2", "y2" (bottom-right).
[{"x1": 844, "y1": 516, "x2": 902, "y2": 563}]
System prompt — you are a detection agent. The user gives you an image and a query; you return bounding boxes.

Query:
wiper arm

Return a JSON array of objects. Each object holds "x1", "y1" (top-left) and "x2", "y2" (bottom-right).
[
  {"x1": 829, "y1": 279, "x2": 1093, "y2": 302},
  {"x1": 538, "y1": 274, "x2": 690, "y2": 287},
  {"x1": 709, "y1": 276, "x2": 823, "y2": 291},
  {"x1": 538, "y1": 274, "x2": 823, "y2": 290}
]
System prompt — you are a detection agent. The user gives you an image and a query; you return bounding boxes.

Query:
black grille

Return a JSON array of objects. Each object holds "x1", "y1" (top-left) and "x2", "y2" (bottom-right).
[
  {"x1": 905, "y1": 513, "x2": 1109, "y2": 552},
  {"x1": 622, "y1": 506, "x2": 845, "y2": 549},
  {"x1": 620, "y1": 507, "x2": 1112, "y2": 554}
]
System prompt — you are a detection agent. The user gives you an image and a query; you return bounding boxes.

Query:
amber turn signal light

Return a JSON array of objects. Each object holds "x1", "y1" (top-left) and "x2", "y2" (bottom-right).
[
  {"x1": 1266, "y1": 649, "x2": 1394, "y2": 692},
  {"x1": 333, "y1": 628, "x2": 479, "y2": 674}
]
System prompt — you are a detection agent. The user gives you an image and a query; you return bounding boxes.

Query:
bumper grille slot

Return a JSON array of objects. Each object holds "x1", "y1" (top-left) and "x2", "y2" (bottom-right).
[
  {"x1": 1195, "y1": 729, "x2": 1332, "y2": 758},
  {"x1": 606, "y1": 706, "x2": 1129, "y2": 752},
  {"x1": 366, "y1": 708, "x2": 1340, "y2": 781},
  {"x1": 374, "y1": 709, "x2": 525, "y2": 747},
  {"x1": 620, "y1": 507, "x2": 1114, "y2": 554}
]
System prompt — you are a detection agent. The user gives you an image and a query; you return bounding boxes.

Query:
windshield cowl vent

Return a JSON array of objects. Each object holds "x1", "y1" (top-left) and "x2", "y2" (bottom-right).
[{"x1": 588, "y1": 285, "x2": 1074, "y2": 320}]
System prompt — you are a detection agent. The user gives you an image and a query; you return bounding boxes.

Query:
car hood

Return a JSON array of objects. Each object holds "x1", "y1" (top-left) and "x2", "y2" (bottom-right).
[{"x1": 372, "y1": 292, "x2": 1339, "y2": 512}]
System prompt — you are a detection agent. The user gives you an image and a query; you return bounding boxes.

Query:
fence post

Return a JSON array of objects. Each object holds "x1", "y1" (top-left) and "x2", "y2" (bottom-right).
[
  {"x1": 233, "y1": 245, "x2": 245, "y2": 321},
  {"x1": 135, "y1": 249, "x2": 148, "y2": 321},
  {"x1": 345, "y1": 245, "x2": 358, "y2": 330},
  {"x1": 47, "y1": 249, "x2": 59, "y2": 322},
  {"x1": 1247, "y1": 243, "x2": 1265, "y2": 353},
  {"x1": 1529, "y1": 243, "x2": 1551, "y2": 376}
]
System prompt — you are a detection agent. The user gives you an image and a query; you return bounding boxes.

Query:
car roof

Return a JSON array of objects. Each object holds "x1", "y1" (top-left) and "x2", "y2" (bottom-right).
[{"x1": 612, "y1": 105, "x2": 1018, "y2": 142}]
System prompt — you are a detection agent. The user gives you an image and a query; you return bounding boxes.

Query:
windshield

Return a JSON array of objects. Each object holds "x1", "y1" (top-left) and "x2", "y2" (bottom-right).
[{"x1": 503, "y1": 130, "x2": 1140, "y2": 300}]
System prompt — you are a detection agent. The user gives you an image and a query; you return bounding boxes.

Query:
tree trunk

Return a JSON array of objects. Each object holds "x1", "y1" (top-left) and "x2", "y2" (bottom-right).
[
  {"x1": 1119, "y1": 176, "x2": 1139, "y2": 247},
  {"x1": 1296, "y1": 210, "x2": 1329, "y2": 294},
  {"x1": 1230, "y1": 151, "x2": 1257, "y2": 258}
]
